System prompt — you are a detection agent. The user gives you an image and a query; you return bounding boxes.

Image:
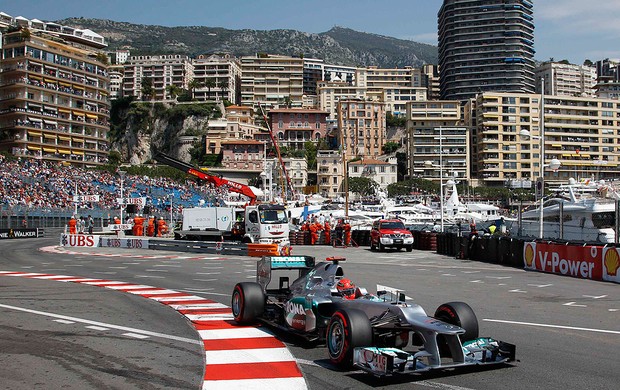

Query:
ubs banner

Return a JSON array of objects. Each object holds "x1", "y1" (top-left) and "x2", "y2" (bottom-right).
[
  {"x1": 60, "y1": 234, "x2": 100, "y2": 247},
  {"x1": 99, "y1": 237, "x2": 149, "y2": 249},
  {"x1": 0, "y1": 228, "x2": 39, "y2": 239},
  {"x1": 522, "y1": 241, "x2": 619, "y2": 283}
]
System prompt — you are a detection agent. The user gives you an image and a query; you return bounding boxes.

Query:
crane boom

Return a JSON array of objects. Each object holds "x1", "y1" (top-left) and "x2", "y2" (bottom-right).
[
  {"x1": 259, "y1": 103, "x2": 295, "y2": 199},
  {"x1": 154, "y1": 152, "x2": 258, "y2": 205}
]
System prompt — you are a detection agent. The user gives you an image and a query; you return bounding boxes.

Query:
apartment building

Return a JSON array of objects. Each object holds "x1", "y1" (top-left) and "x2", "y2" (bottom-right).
[
  {"x1": 406, "y1": 101, "x2": 468, "y2": 183},
  {"x1": 240, "y1": 54, "x2": 304, "y2": 109},
  {"x1": 354, "y1": 66, "x2": 428, "y2": 116},
  {"x1": 192, "y1": 54, "x2": 241, "y2": 103},
  {"x1": 348, "y1": 157, "x2": 398, "y2": 190},
  {"x1": 535, "y1": 62, "x2": 596, "y2": 97},
  {"x1": 267, "y1": 108, "x2": 329, "y2": 151},
  {"x1": 220, "y1": 139, "x2": 265, "y2": 172},
  {"x1": 595, "y1": 58, "x2": 620, "y2": 100},
  {"x1": 0, "y1": 24, "x2": 111, "y2": 166},
  {"x1": 337, "y1": 99, "x2": 386, "y2": 158},
  {"x1": 438, "y1": 0, "x2": 536, "y2": 101},
  {"x1": 468, "y1": 92, "x2": 620, "y2": 187},
  {"x1": 204, "y1": 107, "x2": 265, "y2": 155},
  {"x1": 317, "y1": 150, "x2": 344, "y2": 199},
  {"x1": 122, "y1": 55, "x2": 193, "y2": 100},
  {"x1": 317, "y1": 81, "x2": 367, "y2": 125},
  {"x1": 303, "y1": 58, "x2": 357, "y2": 97}
]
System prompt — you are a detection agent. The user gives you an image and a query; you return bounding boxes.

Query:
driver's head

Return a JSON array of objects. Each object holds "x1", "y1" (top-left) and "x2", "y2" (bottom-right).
[{"x1": 337, "y1": 278, "x2": 356, "y2": 300}]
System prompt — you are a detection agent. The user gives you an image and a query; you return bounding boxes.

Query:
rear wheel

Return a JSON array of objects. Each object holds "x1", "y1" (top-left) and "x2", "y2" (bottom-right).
[
  {"x1": 327, "y1": 309, "x2": 373, "y2": 368},
  {"x1": 231, "y1": 282, "x2": 265, "y2": 324},
  {"x1": 434, "y1": 301, "x2": 479, "y2": 342}
]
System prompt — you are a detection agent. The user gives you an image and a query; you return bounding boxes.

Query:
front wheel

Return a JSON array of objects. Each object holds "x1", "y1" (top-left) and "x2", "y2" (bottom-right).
[
  {"x1": 434, "y1": 301, "x2": 479, "y2": 342},
  {"x1": 406, "y1": 245, "x2": 413, "y2": 252},
  {"x1": 326, "y1": 309, "x2": 373, "y2": 368},
  {"x1": 231, "y1": 282, "x2": 265, "y2": 324}
]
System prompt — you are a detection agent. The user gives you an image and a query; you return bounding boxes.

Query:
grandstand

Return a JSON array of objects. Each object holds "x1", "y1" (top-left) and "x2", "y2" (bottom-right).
[{"x1": 0, "y1": 155, "x2": 224, "y2": 229}]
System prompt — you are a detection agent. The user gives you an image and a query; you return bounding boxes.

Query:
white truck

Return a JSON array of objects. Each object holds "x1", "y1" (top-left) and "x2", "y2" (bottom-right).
[{"x1": 178, "y1": 204, "x2": 290, "y2": 246}]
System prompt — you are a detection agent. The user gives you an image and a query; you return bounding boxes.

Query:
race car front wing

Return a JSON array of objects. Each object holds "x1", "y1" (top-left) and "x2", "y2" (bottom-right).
[{"x1": 353, "y1": 337, "x2": 516, "y2": 377}]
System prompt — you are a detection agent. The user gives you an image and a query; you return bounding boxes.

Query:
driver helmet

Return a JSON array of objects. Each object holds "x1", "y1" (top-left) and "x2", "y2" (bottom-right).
[{"x1": 336, "y1": 278, "x2": 356, "y2": 300}]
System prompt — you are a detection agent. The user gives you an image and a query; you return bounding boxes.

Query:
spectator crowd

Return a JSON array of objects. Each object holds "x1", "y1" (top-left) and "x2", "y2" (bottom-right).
[{"x1": 0, "y1": 155, "x2": 233, "y2": 216}]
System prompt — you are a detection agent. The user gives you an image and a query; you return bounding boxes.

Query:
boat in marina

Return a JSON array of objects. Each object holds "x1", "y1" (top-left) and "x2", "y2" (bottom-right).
[
  {"x1": 515, "y1": 178, "x2": 619, "y2": 243},
  {"x1": 442, "y1": 180, "x2": 502, "y2": 223}
]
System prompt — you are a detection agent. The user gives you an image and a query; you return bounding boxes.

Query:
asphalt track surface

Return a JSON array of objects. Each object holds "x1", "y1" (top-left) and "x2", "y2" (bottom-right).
[{"x1": 1, "y1": 237, "x2": 619, "y2": 390}]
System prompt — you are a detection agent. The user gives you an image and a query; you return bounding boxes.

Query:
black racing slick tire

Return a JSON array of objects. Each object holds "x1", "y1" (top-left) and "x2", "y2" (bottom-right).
[
  {"x1": 231, "y1": 282, "x2": 265, "y2": 324},
  {"x1": 326, "y1": 309, "x2": 373, "y2": 368},
  {"x1": 434, "y1": 301, "x2": 479, "y2": 342}
]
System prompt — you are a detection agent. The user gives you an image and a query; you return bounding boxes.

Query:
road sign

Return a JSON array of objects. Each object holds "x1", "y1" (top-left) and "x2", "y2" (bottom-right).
[
  {"x1": 535, "y1": 177, "x2": 543, "y2": 199},
  {"x1": 72, "y1": 195, "x2": 100, "y2": 202}
]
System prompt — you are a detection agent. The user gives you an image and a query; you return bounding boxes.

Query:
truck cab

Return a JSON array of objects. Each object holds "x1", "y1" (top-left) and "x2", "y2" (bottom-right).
[{"x1": 244, "y1": 204, "x2": 290, "y2": 246}]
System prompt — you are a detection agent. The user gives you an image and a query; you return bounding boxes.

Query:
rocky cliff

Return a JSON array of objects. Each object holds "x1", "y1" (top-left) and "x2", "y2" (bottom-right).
[{"x1": 110, "y1": 100, "x2": 220, "y2": 164}]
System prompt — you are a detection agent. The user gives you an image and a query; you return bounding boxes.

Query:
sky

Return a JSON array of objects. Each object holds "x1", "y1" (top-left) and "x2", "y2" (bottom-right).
[{"x1": 3, "y1": 0, "x2": 620, "y2": 64}]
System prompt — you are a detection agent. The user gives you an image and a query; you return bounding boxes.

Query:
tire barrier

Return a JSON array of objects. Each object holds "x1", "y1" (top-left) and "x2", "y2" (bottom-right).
[
  {"x1": 432, "y1": 233, "x2": 532, "y2": 270},
  {"x1": 418, "y1": 232, "x2": 438, "y2": 251}
]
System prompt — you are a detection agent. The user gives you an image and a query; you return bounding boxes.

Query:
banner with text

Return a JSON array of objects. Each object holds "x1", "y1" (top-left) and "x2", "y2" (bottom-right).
[
  {"x1": 523, "y1": 241, "x2": 603, "y2": 281},
  {"x1": 60, "y1": 234, "x2": 101, "y2": 248},
  {"x1": 100, "y1": 237, "x2": 149, "y2": 249},
  {"x1": 0, "y1": 228, "x2": 39, "y2": 239}
]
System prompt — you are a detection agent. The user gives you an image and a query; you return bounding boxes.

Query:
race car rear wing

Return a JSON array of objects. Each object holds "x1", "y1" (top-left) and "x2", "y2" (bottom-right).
[{"x1": 257, "y1": 255, "x2": 315, "y2": 291}]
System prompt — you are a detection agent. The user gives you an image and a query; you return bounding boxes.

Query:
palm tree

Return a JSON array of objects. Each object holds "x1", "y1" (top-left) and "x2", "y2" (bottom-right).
[
  {"x1": 218, "y1": 80, "x2": 229, "y2": 101},
  {"x1": 204, "y1": 78, "x2": 216, "y2": 100},
  {"x1": 166, "y1": 85, "x2": 182, "y2": 101},
  {"x1": 187, "y1": 79, "x2": 203, "y2": 101}
]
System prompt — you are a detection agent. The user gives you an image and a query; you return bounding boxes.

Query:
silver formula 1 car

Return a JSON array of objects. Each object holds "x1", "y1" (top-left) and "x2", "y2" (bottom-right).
[{"x1": 231, "y1": 256, "x2": 515, "y2": 376}]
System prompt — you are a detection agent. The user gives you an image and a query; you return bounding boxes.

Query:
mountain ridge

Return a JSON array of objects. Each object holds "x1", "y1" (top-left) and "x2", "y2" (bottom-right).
[{"x1": 56, "y1": 18, "x2": 438, "y2": 68}]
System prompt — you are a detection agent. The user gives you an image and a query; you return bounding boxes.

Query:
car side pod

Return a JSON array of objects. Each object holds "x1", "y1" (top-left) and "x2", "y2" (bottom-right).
[{"x1": 352, "y1": 337, "x2": 516, "y2": 377}]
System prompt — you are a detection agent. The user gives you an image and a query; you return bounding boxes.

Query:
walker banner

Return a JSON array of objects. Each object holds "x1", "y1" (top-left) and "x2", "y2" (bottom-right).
[
  {"x1": 523, "y1": 241, "x2": 603, "y2": 281},
  {"x1": 60, "y1": 234, "x2": 100, "y2": 247},
  {"x1": 0, "y1": 228, "x2": 39, "y2": 239},
  {"x1": 100, "y1": 237, "x2": 149, "y2": 249}
]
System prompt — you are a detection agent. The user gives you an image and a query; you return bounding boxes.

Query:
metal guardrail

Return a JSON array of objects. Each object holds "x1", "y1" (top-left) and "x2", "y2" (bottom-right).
[{"x1": 146, "y1": 239, "x2": 250, "y2": 256}]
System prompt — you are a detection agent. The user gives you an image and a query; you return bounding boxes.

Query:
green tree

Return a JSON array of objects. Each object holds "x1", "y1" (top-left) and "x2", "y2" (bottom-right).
[
  {"x1": 204, "y1": 78, "x2": 216, "y2": 98},
  {"x1": 95, "y1": 52, "x2": 109, "y2": 65},
  {"x1": 187, "y1": 79, "x2": 203, "y2": 100},
  {"x1": 386, "y1": 112, "x2": 406, "y2": 128},
  {"x1": 107, "y1": 150, "x2": 122, "y2": 167},
  {"x1": 382, "y1": 141, "x2": 400, "y2": 154},
  {"x1": 166, "y1": 85, "x2": 182, "y2": 100},
  {"x1": 140, "y1": 77, "x2": 154, "y2": 101},
  {"x1": 304, "y1": 141, "x2": 318, "y2": 170},
  {"x1": 348, "y1": 176, "x2": 379, "y2": 197},
  {"x1": 218, "y1": 80, "x2": 229, "y2": 99}
]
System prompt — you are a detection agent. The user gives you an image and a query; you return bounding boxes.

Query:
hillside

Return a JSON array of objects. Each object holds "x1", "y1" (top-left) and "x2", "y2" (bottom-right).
[{"x1": 57, "y1": 18, "x2": 438, "y2": 68}]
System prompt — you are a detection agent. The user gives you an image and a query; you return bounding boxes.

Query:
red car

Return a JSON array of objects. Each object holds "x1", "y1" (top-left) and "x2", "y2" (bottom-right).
[{"x1": 370, "y1": 219, "x2": 414, "y2": 252}]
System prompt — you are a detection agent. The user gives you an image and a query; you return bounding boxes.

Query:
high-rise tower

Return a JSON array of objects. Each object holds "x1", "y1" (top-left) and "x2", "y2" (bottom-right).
[{"x1": 438, "y1": 0, "x2": 536, "y2": 101}]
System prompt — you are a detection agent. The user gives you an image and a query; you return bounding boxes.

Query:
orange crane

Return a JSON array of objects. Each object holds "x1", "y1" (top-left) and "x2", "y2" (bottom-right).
[
  {"x1": 154, "y1": 153, "x2": 258, "y2": 205},
  {"x1": 258, "y1": 103, "x2": 295, "y2": 199}
]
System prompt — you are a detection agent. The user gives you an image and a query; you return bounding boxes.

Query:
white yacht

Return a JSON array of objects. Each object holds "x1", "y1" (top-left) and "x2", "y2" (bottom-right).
[{"x1": 516, "y1": 178, "x2": 618, "y2": 243}]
